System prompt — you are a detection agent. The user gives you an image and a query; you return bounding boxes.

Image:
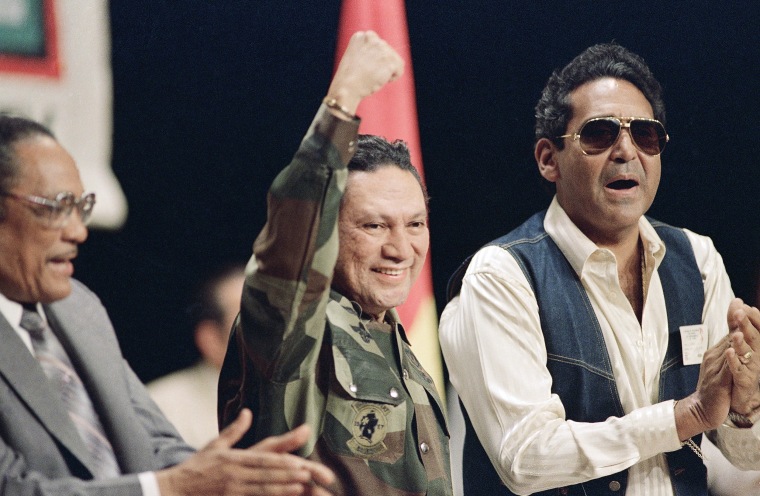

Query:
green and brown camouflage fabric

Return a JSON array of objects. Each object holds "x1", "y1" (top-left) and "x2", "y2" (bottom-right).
[{"x1": 218, "y1": 106, "x2": 452, "y2": 496}]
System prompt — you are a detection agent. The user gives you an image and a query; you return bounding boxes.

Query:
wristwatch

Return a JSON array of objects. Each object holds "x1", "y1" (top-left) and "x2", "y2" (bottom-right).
[{"x1": 728, "y1": 408, "x2": 760, "y2": 428}]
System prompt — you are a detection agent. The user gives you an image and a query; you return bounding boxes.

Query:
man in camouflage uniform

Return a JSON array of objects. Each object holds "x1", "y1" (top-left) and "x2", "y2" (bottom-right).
[{"x1": 218, "y1": 31, "x2": 452, "y2": 496}]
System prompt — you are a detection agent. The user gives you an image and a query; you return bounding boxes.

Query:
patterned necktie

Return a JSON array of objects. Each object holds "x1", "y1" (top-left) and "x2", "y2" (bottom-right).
[{"x1": 20, "y1": 306, "x2": 121, "y2": 479}]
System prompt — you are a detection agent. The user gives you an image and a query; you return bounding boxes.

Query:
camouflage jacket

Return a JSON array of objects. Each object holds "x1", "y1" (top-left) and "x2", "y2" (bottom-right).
[{"x1": 218, "y1": 106, "x2": 452, "y2": 496}]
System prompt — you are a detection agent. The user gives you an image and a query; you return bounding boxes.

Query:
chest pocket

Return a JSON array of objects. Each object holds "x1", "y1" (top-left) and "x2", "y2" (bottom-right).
[{"x1": 323, "y1": 324, "x2": 407, "y2": 463}]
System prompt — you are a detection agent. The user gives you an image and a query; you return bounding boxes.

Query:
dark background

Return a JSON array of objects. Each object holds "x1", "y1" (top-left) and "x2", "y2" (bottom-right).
[{"x1": 77, "y1": 1, "x2": 760, "y2": 382}]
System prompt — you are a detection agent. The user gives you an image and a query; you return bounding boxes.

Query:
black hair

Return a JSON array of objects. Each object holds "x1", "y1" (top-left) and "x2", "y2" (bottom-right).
[
  {"x1": 0, "y1": 114, "x2": 55, "y2": 218},
  {"x1": 535, "y1": 43, "x2": 666, "y2": 148},
  {"x1": 347, "y1": 134, "x2": 429, "y2": 206},
  {"x1": 187, "y1": 263, "x2": 245, "y2": 329}
]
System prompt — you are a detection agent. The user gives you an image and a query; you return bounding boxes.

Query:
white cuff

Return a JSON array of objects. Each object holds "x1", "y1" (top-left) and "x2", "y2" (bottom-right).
[{"x1": 138, "y1": 471, "x2": 161, "y2": 496}]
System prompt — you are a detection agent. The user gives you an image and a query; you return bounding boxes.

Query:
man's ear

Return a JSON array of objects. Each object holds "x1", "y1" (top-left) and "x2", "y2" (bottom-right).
[{"x1": 535, "y1": 138, "x2": 560, "y2": 183}]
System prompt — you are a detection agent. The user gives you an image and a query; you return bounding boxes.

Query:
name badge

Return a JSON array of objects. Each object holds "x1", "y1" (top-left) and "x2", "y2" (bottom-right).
[{"x1": 680, "y1": 324, "x2": 707, "y2": 365}]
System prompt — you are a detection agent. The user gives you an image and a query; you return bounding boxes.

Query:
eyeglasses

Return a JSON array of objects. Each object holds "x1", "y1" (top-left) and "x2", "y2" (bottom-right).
[
  {"x1": 557, "y1": 116, "x2": 669, "y2": 156},
  {"x1": 0, "y1": 190, "x2": 96, "y2": 228}
]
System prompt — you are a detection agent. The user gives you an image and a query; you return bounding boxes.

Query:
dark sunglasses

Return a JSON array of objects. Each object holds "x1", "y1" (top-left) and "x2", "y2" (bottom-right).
[{"x1": 557, "y1": 116, "x2": 669, "y2": 156}]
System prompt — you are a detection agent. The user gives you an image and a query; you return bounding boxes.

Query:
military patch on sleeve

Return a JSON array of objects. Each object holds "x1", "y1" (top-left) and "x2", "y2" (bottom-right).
[{"x1": 347, "y1": 402, "x2": 389, "y2": 457}]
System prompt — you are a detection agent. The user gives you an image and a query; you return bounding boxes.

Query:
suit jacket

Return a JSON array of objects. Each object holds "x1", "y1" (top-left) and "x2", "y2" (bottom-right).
[{"x1": 0, "y1": 279, "x2": 194, "y2": 495}]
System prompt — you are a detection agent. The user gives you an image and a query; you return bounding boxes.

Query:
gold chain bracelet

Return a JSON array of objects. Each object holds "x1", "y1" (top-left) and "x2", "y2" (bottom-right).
[
  {"x1": 322, "y1": 97, "x2": 356, "y2": 120},
  {"x1": 682, "y1": 438, "x2": 705, "y2": 460}
]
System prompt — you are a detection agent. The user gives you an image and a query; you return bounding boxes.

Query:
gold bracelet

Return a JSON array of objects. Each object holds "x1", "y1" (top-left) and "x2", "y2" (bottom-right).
[
  {"x1": 322, "y1": 97, "x2": 356, "y2": 120},
  {"x1": 682, "y1": 439, "x2": 705, "y2": 460}
]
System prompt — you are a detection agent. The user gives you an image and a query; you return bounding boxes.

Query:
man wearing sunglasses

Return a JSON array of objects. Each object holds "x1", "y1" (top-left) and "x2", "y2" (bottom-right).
[
  {"x1": 440, "y1": 43, "x2": 760, "y2": 496},
  {"x1": 0, "y1": 115, "x2": 337, "y2": 495}
]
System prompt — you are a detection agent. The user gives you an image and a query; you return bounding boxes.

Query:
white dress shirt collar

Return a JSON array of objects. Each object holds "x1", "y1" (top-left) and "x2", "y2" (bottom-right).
[
  {"x1": 544, "y1": 195, "x2": 667, "y2": 278},
  {"x1": 0, "y1": 292, "x2": 44, "y2": 353}
]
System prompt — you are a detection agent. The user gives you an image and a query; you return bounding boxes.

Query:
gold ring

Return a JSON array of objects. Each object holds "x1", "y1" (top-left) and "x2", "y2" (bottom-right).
[{"x1": 739, "y1": 350, "x2": 753, "y2": 365}]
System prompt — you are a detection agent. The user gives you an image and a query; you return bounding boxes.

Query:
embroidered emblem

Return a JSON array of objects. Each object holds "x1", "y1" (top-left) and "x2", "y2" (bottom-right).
[
  {"x1": 347, "y1": 403, "x2": 389, "y2": 457},
  {"x1": 350, "y1": 323, "x2": 372, "y2": 343}
]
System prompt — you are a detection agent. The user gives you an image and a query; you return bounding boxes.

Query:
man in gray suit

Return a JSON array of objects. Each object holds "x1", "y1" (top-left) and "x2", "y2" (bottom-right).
[{"x1": 0, "y1": 114, "x2": 335, "y2": 495}]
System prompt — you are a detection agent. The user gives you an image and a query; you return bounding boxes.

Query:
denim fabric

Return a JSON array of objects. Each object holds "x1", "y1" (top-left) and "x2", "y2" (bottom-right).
[{"x1": 449, "y1": 211, "x2": 707, "y2": 496}]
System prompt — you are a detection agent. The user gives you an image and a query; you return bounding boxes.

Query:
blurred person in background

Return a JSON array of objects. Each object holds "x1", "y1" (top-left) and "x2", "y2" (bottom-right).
[{"x1": 148, "y1": 264, "x2": 245, "y2": 448}]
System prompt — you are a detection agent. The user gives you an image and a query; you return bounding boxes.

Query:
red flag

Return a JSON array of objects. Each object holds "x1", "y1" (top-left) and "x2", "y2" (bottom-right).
[{"x1": 335, "y1": 0, "x2": 443, "y2": 397}]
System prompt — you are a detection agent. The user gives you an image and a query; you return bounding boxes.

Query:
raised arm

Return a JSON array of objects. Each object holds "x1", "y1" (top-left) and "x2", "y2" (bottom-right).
[
  {"x1": 236, "y1": 31, "x2": 403, "y2": 375},
  {"x1": 217, "y1": 31, "x2": 403, "y2": 444}
]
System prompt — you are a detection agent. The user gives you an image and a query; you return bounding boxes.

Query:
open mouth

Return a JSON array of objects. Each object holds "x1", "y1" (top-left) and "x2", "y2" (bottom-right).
[
  {"x1": 50, "y1": 250, "x2": 76, "y2": 264},
  {"x1": 48, "y1": 257, "x2": 74, "y2": 277},
  {"x1": 49, "y1": 249, "x2": 77, "y2": 269},
  {"x1": 606, "y1": 179, "x2": 638, "y2": 190}
]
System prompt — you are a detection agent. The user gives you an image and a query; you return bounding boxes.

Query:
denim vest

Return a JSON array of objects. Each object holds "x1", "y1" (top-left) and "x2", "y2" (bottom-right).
[{"x1": 447, "y1": 211, "x2": 707, "y2": 496}]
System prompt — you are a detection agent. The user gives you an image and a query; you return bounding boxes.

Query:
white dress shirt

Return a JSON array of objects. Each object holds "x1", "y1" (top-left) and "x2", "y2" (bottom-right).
[
  {"x1": 439, "y1": 197, "x2": 760, "y2": 495},
  {"x1": 147, "y1": 361, "x2": 221, "y2": 449},
  {"x1": 702, "y1": 436, "x2": 760, "y2": 495}
]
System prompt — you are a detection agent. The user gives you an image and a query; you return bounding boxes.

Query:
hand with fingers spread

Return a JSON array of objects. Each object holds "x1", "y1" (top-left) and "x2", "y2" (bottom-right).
[
  {"x1": 725, "y1": 298, "x2": 760, "y2": 419},
  {"x1": 156, "y1": 409, "x2": 335, "y2": 496}
]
